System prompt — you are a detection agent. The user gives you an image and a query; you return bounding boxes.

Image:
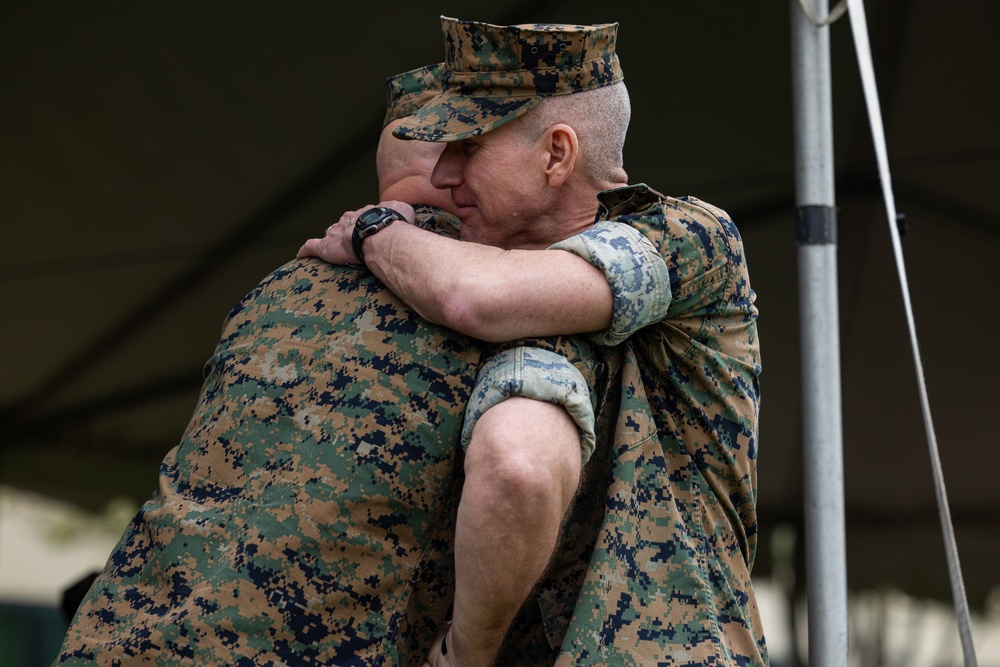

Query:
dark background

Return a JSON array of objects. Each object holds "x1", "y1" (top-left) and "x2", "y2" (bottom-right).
[{"x1": 2, "y1": 1, "x2": 998, "y2": 608}]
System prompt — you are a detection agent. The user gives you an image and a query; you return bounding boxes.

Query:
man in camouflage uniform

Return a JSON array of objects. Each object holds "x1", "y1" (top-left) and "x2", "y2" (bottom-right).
[
  {"x1": 52, "y1": 65, "x2": 650, "y2": 667},
  {"x1": 304, "y1": 17, "x2": 766, "y2": 667}
]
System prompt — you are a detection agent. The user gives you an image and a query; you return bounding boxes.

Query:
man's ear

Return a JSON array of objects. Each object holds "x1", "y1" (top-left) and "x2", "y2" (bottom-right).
[{"x1": 542, "y1": 123, "x2": 579, "y2": 188}]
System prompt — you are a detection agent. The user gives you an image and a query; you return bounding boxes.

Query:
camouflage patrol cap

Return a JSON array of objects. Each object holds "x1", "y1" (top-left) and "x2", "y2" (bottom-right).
[
  {"x1": 382, "y1": 63, "x2": 444, "y2": 129},
  {"x1": 394, "y1": 16, "x2": 623, "y2": 142}
]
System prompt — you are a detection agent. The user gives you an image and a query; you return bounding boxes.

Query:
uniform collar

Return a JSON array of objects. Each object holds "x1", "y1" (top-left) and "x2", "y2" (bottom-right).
[{"x1": 595, "y1": 183, "x2": 666, "y2": 220}]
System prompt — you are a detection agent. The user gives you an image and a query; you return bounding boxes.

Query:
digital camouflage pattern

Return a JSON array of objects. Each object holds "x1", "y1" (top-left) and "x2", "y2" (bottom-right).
[
  {"x1": 386, "y1": 188, "x2": 765, "y2": 666},
  {"x1": 463, "y1": 346, "x2": 597, "y2": 464},
  {"x1": 52, "y1": 184, "x2": 762, "y2": 664},
  {"x1": 382, "y1": 64, "x2": 444, "y2": 129},
  {"x1": 465, "y1": 219, "x2": 673, "y2": 465},
  {"x1": 393, "y1": 17, "x2": 623, "y2": 142},
  {"x1": 549, "y1": 221, "x2": 670, "y2": 348},
  {"x1": 393, "y1": 20, "x2": 764, "y2": 659},
  {"x1": 380, "y1": 213, "x2": 679, "y2": 664},
  {"x1": 495, "y1": 184, "x2": 766, "y2": 665},
  {"x1": 52, "y1": 209, "x2": 607, "y2": 667}
]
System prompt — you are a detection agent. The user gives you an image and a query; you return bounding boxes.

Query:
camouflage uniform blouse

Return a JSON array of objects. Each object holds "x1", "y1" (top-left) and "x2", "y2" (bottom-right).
[
  {"x1": 53, "y1": 211, "x2": 605, "y2": 667},
  {"x1": 495, "y1": 184, "x2": 766, "y2": 666}
]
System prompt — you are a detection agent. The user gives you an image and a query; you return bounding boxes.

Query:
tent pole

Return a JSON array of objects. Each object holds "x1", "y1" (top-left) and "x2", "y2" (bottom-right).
[{"x1": 790, "y1": 1, "x2": 849, "y2": 666}]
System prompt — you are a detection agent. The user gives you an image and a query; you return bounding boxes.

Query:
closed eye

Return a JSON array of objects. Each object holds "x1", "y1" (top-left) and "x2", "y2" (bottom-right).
[{"x1": 458, "y1": 138, "x2": 480, "y2": 155}]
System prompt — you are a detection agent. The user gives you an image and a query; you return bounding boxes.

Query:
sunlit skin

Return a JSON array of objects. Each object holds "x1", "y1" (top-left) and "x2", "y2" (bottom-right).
[
  {"x1": 376, "y1": 118, "x2": 453, "y2": 212},
  {"x1": 431, "y1": 120, "x2": 597, "y2": 249},
  {"x1": 431, "y1": 124, "x2": 548, "y2": 248}
]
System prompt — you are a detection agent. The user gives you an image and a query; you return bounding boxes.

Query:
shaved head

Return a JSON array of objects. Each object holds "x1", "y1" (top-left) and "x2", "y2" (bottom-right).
[
  {"x1": 515, "y1": 81, "x2": 631, "y2": 187},
  {"x1": 377, "y1": 118, "x2": 454, "y2": 212}
]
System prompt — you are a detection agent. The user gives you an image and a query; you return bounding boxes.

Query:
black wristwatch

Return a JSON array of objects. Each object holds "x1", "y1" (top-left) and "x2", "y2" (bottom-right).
[{"x1": 351, "y1": 207, "x2": 405, "y2": 268}]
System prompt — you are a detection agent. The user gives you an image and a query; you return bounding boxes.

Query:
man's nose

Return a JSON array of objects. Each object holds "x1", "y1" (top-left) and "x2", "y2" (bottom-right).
[{"x1": 431, "y1": 142, "x2": 462, "y2": 189}]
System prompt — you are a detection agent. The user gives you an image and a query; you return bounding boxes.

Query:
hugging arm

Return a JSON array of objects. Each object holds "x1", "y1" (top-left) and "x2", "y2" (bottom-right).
[{"x1": 298, "y1": 201, "x2": 669, "y2": 343}]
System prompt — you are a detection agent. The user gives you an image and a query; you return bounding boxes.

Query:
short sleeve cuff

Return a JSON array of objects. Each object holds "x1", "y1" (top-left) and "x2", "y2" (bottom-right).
[
  {"x1": 463, "y1": 347, "x2": 596, "y2": 464},
  {"x1": 548, "y1": 221, "x2": 671, "y2": 346}
]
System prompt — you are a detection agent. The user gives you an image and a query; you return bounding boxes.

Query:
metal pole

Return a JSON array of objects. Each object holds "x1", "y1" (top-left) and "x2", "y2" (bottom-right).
[{"x1": 790, "y1": 1, "x2": 849, "y2": 666}]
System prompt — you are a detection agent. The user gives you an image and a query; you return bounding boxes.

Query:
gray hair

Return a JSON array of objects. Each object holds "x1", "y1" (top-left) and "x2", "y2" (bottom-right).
[{"x1": 515, "y1": 81, "x2": 631, "y2": 185}]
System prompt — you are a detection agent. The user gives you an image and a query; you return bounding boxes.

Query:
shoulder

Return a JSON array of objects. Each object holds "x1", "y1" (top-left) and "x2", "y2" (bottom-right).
[
  {"x1": 413, "y1": 204, "x2": 461, "y2": 240},
  {"x1": 220, "y1": 259, "x2": 402, "y2": 338},
  {"x1": 598, "y1": 185, "x2": 748, "y2": 295},
  {"x1": 597, "y1": 185, "x2": 741, "y2": 251}
]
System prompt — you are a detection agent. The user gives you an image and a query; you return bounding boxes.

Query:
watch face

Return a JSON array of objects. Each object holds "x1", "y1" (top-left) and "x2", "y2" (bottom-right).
[
  {"x1": 352, "y1": 208, "x2": 402, "y2": 267},
  {"x1": 358, "y1": 207, "x2": 402, "y2": 229},
  {"x1": 358, "y1": 207, "x2": 387, "y2": 226}
]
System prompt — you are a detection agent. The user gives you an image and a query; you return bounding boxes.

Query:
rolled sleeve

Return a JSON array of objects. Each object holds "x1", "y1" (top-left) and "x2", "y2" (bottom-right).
[
  {"x1": 463, "y1": 347, "x2": 596, "y2": 464},
  {"x1": 548, "y1": 221, "x2": 670, "y2": 346}
]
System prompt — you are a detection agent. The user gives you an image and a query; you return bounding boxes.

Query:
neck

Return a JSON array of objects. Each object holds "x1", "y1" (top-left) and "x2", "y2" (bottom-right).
[{"x1": 526, "y1": 185, "x2": 607, "y2": 248}]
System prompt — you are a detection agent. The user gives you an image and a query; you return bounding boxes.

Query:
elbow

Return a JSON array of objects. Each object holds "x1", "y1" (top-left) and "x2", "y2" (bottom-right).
[
  {"x1": 436, "y1": 292, "x2": 498, "y2": 340},
  {"x1": 428, "y1": 270, "x2": 509, "y2": 341}
]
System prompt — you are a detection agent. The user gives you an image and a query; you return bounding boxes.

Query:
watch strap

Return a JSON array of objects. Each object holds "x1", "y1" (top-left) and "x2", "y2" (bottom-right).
[{"x1": 351, "y1": 207, "x2": 404, "y2": 268}]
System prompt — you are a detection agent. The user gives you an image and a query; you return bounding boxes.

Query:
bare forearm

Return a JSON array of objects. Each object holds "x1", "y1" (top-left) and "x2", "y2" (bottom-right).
[
  {"x1": 364, "y1": 221, "x2": 613, "y2": 342},
  {"x1": 446, "y1": 398, "x2": 582, "y2": 665},
  {"x1": 298, "y1": 203, "x2": 614, "y2": 341},
  {"x1": 363, "y1": 221, "x2": 502, "y2": 332}
]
